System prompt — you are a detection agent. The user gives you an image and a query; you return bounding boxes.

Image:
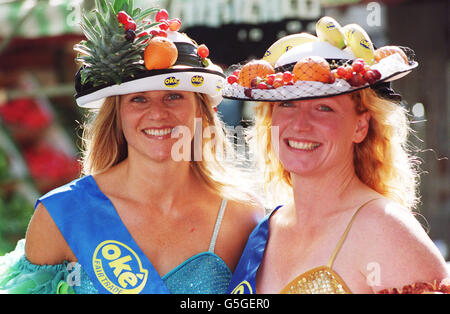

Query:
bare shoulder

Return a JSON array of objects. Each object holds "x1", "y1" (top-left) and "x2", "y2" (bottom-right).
[
  {"x1": 216, "y1": 198, "x2": 265, "y2": 271},
  {"x1": 350, "y1": 198, "x2": 449, "y2": 291},
  {"x1": 25, "y1": 202, "x2": 76, "y2": 265},
  {"x1": 225, "y1": 198, "x2": 266, "y2": 232}
]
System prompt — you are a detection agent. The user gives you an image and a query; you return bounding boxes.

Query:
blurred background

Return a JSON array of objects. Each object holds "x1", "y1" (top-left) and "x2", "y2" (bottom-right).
[{"x1": 0, "y1": 0, "x2": 448, "y2": 267}]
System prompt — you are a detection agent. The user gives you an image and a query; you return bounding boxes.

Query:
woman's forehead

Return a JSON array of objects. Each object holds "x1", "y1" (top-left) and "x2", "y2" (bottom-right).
[{"x1": 125, "y1": 90, "x2": 194, "y2": 97}]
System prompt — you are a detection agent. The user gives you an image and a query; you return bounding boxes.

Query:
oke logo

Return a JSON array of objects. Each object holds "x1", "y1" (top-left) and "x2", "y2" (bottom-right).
[
  {"x1": 164, "y1": 76, "x2": 180, "y2": 88},
  {"x1": 92, "y1": 240, "x2": 148, "y2": 294},
  {"x1": 191, "y1": 75, "x2": 204, "y2": 87}
]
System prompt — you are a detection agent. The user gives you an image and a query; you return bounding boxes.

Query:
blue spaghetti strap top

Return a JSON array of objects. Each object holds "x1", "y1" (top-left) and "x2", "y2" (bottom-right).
[{"x1": 36, "y1": 175, "x2": 232, "y2": 294}]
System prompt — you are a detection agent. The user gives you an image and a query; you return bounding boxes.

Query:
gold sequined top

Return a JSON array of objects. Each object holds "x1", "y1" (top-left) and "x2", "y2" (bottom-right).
[{"x1": 280, "y1": 199, "x2": 379, "y2": 294}]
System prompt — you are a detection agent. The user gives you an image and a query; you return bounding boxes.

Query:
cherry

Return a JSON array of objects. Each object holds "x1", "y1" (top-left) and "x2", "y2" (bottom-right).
[
  {"x1": 273, "y1": 78, "x2": 284, "y2": 88},
  {"x1": 125, "y1": 29, "x2": 136, "y2": 41},
  {"x1": 282, "y1": 71, "x2": 293, "y2": 83},
  {"x1": 197, "y1": 44, "x2": 209, "y2": 59},
  {"x1": 227, "y1": 75, "x2": 238, "y2": 84},
  {"x1": 363, "y1": 70, "x2": 377, "y2": 84},
  {"x1": 336, "y1": 67, "x2": 347, "y2": 78},
  {"x1": 372, "y1": 69, "x2": 382, "y2": 81},
  {"x1": 328, "y1": 72, "x2": 336, "y2": 84},
  {"x1": 266, "y1": 74, "x2": 275, "y2": 86},
  {"x1": 168, "y1": 18, "x2": 181, "y2": 31},
  {"x1": 159, "y1": 20, "x2": 169, "y2": 31},
  {"x1": 137, "y1": 31, "x2": 150, "y2": 43},
  {"x1": 244, "y1": 88, "x2": 253, "y2": 98},
  {"x1": 117, "y1": 11, "x2": 130, "y2": 25},
  {"x1": 155, "y1": 9, "x2": 169, "y2": 22},
  {"x1": 257, "y1": 82, "x2": 269, "y2": 89},
  {"x1": 352, "y1": 61, "x2": 364, "y2": 73},
  {"x1": 158, "y1": 30, "x2": 167, "y2": 37},
  {"x1": 124, "y1": 18, "x2": 136, "y2": 31}
]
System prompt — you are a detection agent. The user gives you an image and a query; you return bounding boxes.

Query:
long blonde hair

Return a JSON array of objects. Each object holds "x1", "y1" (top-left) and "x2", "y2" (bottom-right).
[
  {"x1": 80, "y1": 93, "x2": 258, "y2": 203},
  {"x1": 252, "y1": 88, "x2": 420, "y2": 210}
]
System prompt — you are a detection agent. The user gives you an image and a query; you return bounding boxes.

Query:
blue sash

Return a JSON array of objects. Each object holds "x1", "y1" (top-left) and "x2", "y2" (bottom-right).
[
  {"x1": 227, "y1": 206, "x2": 281, "y2": 294},
  {"x1": 36, "y1": 175, "x2": 170, "y2": 294}
]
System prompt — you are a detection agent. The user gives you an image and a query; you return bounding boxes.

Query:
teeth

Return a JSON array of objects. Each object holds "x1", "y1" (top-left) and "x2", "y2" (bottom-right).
[
  {"x1": 143, "y1": 128, "x2": 173, "y2": 136},
  {"x1": 288, "y1": 140, "x2": 320, "y2": 150}
]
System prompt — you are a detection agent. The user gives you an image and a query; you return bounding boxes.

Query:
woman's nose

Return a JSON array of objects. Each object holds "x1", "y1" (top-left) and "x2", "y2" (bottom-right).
[
  {"x1": 146, "y1": 101, "x2": 169, "y2": 120},
  {"x1": 291, "y1": 107, "x2": 312, "y2": 132}
]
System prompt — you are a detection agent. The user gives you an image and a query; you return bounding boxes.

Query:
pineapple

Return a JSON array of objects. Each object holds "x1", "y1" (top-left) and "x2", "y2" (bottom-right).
[{"x1": 74, "y1": 0, "x2": 159, "y2": 87}]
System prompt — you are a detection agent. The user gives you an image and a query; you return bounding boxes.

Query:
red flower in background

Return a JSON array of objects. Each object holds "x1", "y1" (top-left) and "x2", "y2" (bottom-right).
[
  {"x1": 23, "y1": 144, "x2": 81, "y2": 193},
  {"x1": 0, "y1": 98, "x2": 51, "y2": 130}
]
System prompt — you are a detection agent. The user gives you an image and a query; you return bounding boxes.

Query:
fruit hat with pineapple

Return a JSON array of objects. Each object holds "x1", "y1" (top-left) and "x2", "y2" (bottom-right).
[
  {"x1": 222, "y1": 16, "x2": 417, "y2": 102},
  {"x1": 74, "y1": 0, "x2": 225, "y2": 109}
]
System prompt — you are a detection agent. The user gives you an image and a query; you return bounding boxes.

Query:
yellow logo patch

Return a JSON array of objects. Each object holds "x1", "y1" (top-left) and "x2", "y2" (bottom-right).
[
  {"x1": 191, "y1": 75, "x2": 205, "y2": 87},
  {"x1": 92, "y1": 240, "x2": 148, "y2": 294},
  {"x1": 230, "y1": 280, "x2": 253, "y2": 294},
  {"x1": 164, "y1": 76, "x2": 180, "y2": 88}
]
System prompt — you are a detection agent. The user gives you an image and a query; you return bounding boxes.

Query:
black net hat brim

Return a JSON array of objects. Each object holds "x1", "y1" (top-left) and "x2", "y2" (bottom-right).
[{"x1": 223, "y1": 54, "x2": 417, "y2": 102}]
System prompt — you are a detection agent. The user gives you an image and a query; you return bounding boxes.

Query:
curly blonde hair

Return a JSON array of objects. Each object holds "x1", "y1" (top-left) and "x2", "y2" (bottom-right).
[
  {"x1": 252, "y1": 88, "x2": 420, "y2": 210},
  {"x1": 80, "y1": 93, "x2": 258, "y2": 203}
]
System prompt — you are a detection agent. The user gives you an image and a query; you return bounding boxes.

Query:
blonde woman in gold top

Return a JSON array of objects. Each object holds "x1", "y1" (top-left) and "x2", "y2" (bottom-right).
[{"x1": 225, "y1": 19, "x2": 449, "y2": 294}]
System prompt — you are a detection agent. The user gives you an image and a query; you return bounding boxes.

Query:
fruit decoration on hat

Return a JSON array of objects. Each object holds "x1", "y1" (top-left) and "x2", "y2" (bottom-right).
[
  {"x1": 223, "y1": 16, "x2": 417, "y2": 101},
  {"x1": 73, "y1": 0, "x2": 225, "y2": 109}
]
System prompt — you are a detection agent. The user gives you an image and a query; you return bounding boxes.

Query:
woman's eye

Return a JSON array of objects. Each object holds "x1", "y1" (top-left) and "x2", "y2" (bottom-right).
[
  {"x1": 279, "y1": 102, "x2": 294, "y2": 107},
  {"x1": 166, "y1": 93, "x2": 182, "y2": 101},
  {"x1": 131, "y1": 96, "x2": 146, "y2": 103},
  {"x1": 318, "y1": 105, "x2": 333, "y2": 112}
]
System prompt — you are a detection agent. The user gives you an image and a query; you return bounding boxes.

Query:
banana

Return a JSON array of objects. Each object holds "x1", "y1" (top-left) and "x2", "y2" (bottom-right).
[
  {"x1": 315, "y1": 16, "x2": 346, "y2": 49},
  {"x1": 342, "y1": 24, "x2": 375, "y2": 64},
  {"x1": 262, "y1": 32, "x2": 319, "y2": 66}
]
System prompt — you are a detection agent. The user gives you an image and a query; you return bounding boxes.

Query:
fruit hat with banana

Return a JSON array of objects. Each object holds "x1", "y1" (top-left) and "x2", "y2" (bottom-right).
[
  {"x1": 74, "y1": 0, "x2": 225, "y2": 109},
  {"x1": 222, "y1": 16, "x2": 417, "y2": 102}
]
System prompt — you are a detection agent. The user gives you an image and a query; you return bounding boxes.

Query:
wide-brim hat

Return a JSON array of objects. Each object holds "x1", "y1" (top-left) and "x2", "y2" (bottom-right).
[
  {"x1": 222, "y1": 17, "x2": 417, "y2": 102},
  {"x1": 74, "y1": 1, "x2": 225, "y2": 109}
]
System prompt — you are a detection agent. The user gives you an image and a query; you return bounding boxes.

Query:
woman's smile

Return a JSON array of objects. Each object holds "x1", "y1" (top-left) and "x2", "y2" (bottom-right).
[
  {"x1": 142, "y1": 126, "x2": 175, "y2": 139},
  {"x1": 286, "y1": 139, "x2": 322, "y2": 151}
]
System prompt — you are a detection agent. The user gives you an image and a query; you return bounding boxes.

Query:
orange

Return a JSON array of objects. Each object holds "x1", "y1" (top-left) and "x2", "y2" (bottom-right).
[
  {"x1": 292, "y1": 56, "x2": 331, "y2": 83},
  {"x1": 374, "y1": 46, "x2": 408, "y2": 64},
  {"x1": 238, "y1": 60, "x2": 274, "y2": 87},
  {"x1": 144, "y1": 37, "x2": 178, "y2": 70}
]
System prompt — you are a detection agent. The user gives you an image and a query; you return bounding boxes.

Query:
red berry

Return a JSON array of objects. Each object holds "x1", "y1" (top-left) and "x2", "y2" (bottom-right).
[
  {"x1": 328, "y1": 72, "x2": 336, "y2": 84},
  {"x1": 336, "y1": 67, "x2": 345, "y2": 78},
  {"x1": 149, "y1": 29, "x2": 160, "y2": 37},
  {"x1": 197, "y1": 44, "x2": 209, "y2": 59},
  {"x1": 155, "y1": 9, "x2": 169, "y2": 22},
  {"x1": 352, "y1": 61, "x2": 364, "y2": 73},
  {"x1": 282, "y1": 71, "x2": 293, "y2": 83},
  {"x1": 257, "y1": 82, "x2": 268, "y2": 89},
  {"x1": 158, "y1": 30, "x2": 167, "y2": 37},
  {"x1": 227, "y1": 75, "x2": 238, "y2": 84},
  {"x1": 348, "y1": 72, "x2": 365, "y2": 87},
  {"x1": 266, "y1": 74, "x2": 275, "y2": 86},
  {"x1": 343, "y1": 66, "x2": 353, "y2": 80},
  {"x1": 159, "y1": 20, "x2": 169, "y2": 31},
  {"x1": 137, "y1": 31, "x2": 150, "y2": 43},
  {"x1": 372, "y1": 69, "x2": 382, "y2": 80},
  {"x1": 117, "y1": 11, "x2": 130, "y2": 25},
  {"x1": 244, "y1": 88, "x2": 253, "y2": 98},
  {"x1": 232, "y1": 70, "x2": 241, "y2": 77},
  {"x1": 363, "y1": 70, "x2": 377, "y2": 84},
  {"x1": 168, "y1": 18, "x2": 181, "y2": 31},
  {"x1": 250, "y1": 77, "x2": 259, "y2": 88},
  {"x1": 124, "y1": 18, "x2": 136, "y2": 31}
]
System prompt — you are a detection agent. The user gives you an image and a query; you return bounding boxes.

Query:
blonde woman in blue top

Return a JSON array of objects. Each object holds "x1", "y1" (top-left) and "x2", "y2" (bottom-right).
[{"x1": 0, "y1": 1, "x2": 263, "y2": 294}]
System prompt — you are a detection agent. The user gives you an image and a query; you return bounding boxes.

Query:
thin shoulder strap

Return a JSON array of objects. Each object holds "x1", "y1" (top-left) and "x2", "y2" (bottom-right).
[
  {"x1": 208, "y1": 199, "x2": 228, "y2": 253},
  {"x1": 326, "y1": 198, "x2": 381, "y2": 268}
]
